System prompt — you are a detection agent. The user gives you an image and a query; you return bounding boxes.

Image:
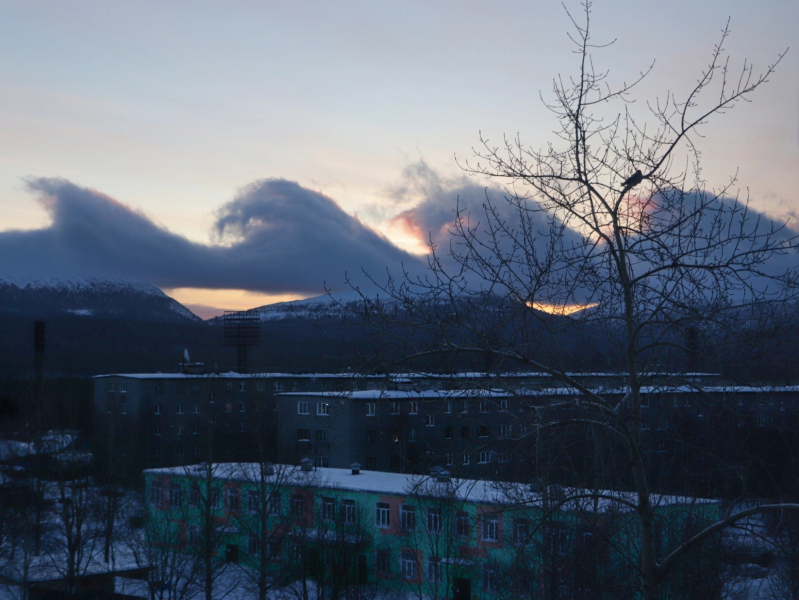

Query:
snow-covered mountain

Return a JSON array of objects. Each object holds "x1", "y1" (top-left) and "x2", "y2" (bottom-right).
[{"x1": 0, "y1": 277, "x2": 201, "y2": 323}]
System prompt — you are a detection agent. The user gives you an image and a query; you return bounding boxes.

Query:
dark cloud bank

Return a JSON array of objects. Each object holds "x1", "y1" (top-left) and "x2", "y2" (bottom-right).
[
  {"x1": 0, "y1": 173, "x2": 796, "y2": 302},
  {"x1": 0, "y1": 178, "x2": 426, "y2": 295}
]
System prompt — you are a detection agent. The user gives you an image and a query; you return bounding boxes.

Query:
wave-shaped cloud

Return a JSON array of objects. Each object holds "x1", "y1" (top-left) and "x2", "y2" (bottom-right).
[{"x1": 0, "y1": 178, "x2": 424, "y2": 294}]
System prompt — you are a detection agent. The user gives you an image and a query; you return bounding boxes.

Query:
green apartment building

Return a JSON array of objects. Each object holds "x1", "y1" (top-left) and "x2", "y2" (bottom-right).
[{"x1": 144, "y1": 462, "x2": 722, "y2": 599}]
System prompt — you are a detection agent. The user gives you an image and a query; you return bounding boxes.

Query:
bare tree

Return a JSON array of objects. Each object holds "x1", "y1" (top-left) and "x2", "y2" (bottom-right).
[{"x1": 347, "y1": 4, "x2": 798, "y2": 599}]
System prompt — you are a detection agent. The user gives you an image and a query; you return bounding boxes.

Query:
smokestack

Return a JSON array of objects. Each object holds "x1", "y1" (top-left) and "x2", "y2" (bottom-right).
[{"x1": 34, "y1": 321, "x2": 45, "y2": 428}]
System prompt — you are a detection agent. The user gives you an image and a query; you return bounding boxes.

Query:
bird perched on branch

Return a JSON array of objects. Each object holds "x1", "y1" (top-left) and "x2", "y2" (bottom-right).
[{"x1": 622, "y1": 169, "x2": 643, "y2": 188}]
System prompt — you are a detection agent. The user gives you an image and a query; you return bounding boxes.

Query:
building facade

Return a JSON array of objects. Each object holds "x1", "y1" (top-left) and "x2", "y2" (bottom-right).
[{"x1": 143, "y1": 462, "x2": 722, "y2": 600}]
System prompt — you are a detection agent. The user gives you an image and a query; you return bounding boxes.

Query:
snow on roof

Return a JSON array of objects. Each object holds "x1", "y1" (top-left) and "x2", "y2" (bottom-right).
[
  {"x1": 144, "y1": 463, "x2": 717, "y2": 513},
  {"x1": 0, "y1": 432, "x2": 78, "y2": 461},
  {"x1": 92, "y1": 370, "x2": 721, "y2": 381}
]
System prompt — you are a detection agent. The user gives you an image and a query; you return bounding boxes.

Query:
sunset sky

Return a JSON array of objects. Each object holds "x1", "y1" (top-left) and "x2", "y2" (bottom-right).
[{"x1": 0, "y1": 0, "x2": 796, "y2": 318}]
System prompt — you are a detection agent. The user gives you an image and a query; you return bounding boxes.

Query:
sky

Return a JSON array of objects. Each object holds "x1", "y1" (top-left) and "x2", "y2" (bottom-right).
[{"x1": 0, "y1": 0, "x2": 796, "y2": 319}]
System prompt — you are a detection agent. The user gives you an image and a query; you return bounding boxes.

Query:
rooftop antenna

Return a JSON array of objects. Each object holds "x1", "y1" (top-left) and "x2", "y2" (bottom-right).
[{"x1": 223, "y1": 310, "x2": 260, "y2": 374}]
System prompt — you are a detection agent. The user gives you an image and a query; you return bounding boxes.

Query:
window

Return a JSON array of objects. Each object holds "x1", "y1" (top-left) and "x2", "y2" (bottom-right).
[
  {"x1": 479, "y1": 399, "x2": 489, "y2": 413},
  {"x1": 225, "y1": 382, "x2": 233, "y2": 392},
  {"x1": 192, "y1": 403, "x2": 199, "y2": 414},
  {"x1": 248, "y1": 491, "x2": 259, "y2": 513},
  {"x1": 366, "y1": 429, "x2": 376, "y2": 443},
  {"x1": 478, "y1": 450, "x2": 491, "y2": 464},
  {"x1": 641, "y1": 420, "x2": 651, "y2": 431},
  {"x1": 478, "y1": 425, "x2": 489, "y2": 438},
  {"x1": 483, "y1": 565, "x2": 498, "y2": 592},
  {"x1": 257, "y1": 382, "x2": 266, "y2": 392},
  {"x1": 444, "y1": 427, "x2": 453, "y2": 440},
  {"x1": 391, "y1": 456, "x2": 401, "y2": 471},
  {"x1": 482, "y1": 514, "x2": 499, "y2": 541},
  {"x1": 227, "y1": 488, "x2": 240, "y2": 512},
  {"x1": 268, "y1": 492, "x2": 281, "y2": 516},
  {"x1": 657, "y1": 419, "x2": 668, "y2": 430},
  {"x1": 154, "y1": 404, "x2": 162, "y2": 415},
  {"x1": 239, "y1": 423, "x2": 246, "y2": 433},
  {"x1": 401, "y1": 551, "x2": 416, "y2": 579},
  {"x1": 391, "y1": 402, "x2": 400, "y2": 415},
  {"x1": 154, "y1": 425, "x2": 162, "y2": 436},
  {"x1": 316, "y1": 456, "x2": 329, "y2": 467},
  {"x1": 238, "y1": 402, "x2": 245, "y2": 413},
  {"x1": 408, "y1": 429, "x2": 417, "y2": 443},
  {"x1": 177, "y1": 403, "x2": 184, "y2": 414},
  {"x1": 191, "y1": 383, "x2": 199, "y2": 393},
  {"x1": 274, "y1": 382, "x2": 284, "y2": 392},
  {"x1": 317, "y1": 429, "x2": 329, "y2": 442},
  {"x1": 209, "y1": 414, "x2": 215, "y2": 423},
  {"x1": 428, "y1": 557, "x2": 442, "y2": 582},
  {"x1": 640, "y1": 395, "x2": 649, "y2": 408},
  {"x1": 462, "y1": 454, "x2": 470, "y2": 465},
  {"x1": 456, "y1": 512, "x2": 470, "y2": 537},
  {"x1": 757, "y1": 416, "x2": 766, "y2": 427},
  {"x1": 461, "y1": 400, "x2": 469, "y2": 414},
  {"x1": 193, "y1": 446, "x2": 200, "y2": 456},
  {"x1": 342, "y1": 499, "x2": 355, "y2": 524},
  {"x1": 461, "y1": 426, "x2": 470, "y2": 439},
  {"x1": 513, "y1": 518, "x2": 530, "y2": 545},
  {"x1": 375, "y1": 502, "x2": 390, "y2": 528},
  {"x1": 248, "y1": 534, "x2": 260, "y2": 555},
  {"x1": 108, "y1": 382, "x2": 116, "y2": 392},
  {"x1": 425, "y1": 414, "x2": 435, "y2": 427},
  {"x1": 322, "y1": 498, "x2": 336, "y2": 521},
  {"x1": 376, "y1": 549, "x2": 391, "y2": 575},
  {"x1": 427, "y1": 508, "x2": 441, "y2": 533},
  {"x1": 177, "y1": 425, "x2": 184, "y2": 436},
  {"x1": 117, "y1": 401, "x2": 127, "y2": 414},
  {"x1": 391, "y1": 430, "x2": 400, "y2": 443},
  {"x1": 445, "y1": 454, "x2": 454, "y2": 466},
  {"x1": 298, "y1": 402, "x2": 310, "y2": 415},
  {"x1": 445, "y1": 401, "x2": 452, "y2": 414},
  {"x1": 292, "y1": 381, "x2": 299, "y2": 391},
  {"x1": 189, "y1": 487, "x2": 200, "y2": 507},
  {"x1": 498, "y1": 452, "x2": 511, "y2": 463},
  {"x1": 176, "y1": 445, "x2": 184, "y2": 456},
  {"x1": 499, "y1": 399, "x2": 508, "y2": 411},
  {"x1": 291, "y1": 495, "x2": 303, "y2": 517},
  {"x1": 169, "y1": 485, "x2": 182, "y2": 508},
  {"x1": 149, "y1": 481, "x2": 163, "y2": 506},
  {"x1": 297, "y1": 428, "x2": 311, "y2": 441},
  {"x1": 366, "y1": 456, "x2": 376, "y2": 470},
  {"x1": 500, "y1": 424, "x2": 512, "y2": 438},
  {"x1": 239, "y1": 382, "x2": 246, "y2": 392},
  {"x1": 193, "y1": 423, "x2": 199, "y2": 435},
  {"x1": 188, "y1": 526, "x2": 200, "y2": 546},
  {"x1": 366, "y1": 403, "x2": 376, "y2": 416},
  {"x1": 400, "y1": 505, "x2": 416, "y2": 531},
  {"x1": 268, "y1": 539, "x2": 282, "y2": 559},
  {"x1": 317, "y1": 402, "x2": 330, "y2": 416},
  {"x1": 225, "y1": 403, "x2": 233, "y2": 413},
  {"x1": 119, "y1": 382, "x2": 127, "y2": 393},
  {"x1": 409, "y1": 401, "x2": 418, "y2": 414},
  {"x1": 154, "y1": 446, "x2": 163, "y2": 457}
]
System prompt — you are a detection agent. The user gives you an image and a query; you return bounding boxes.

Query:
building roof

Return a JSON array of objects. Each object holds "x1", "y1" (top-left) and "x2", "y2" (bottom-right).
[{"x1": 144, "y1": 463, "x2": 717, "y2": 513}]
